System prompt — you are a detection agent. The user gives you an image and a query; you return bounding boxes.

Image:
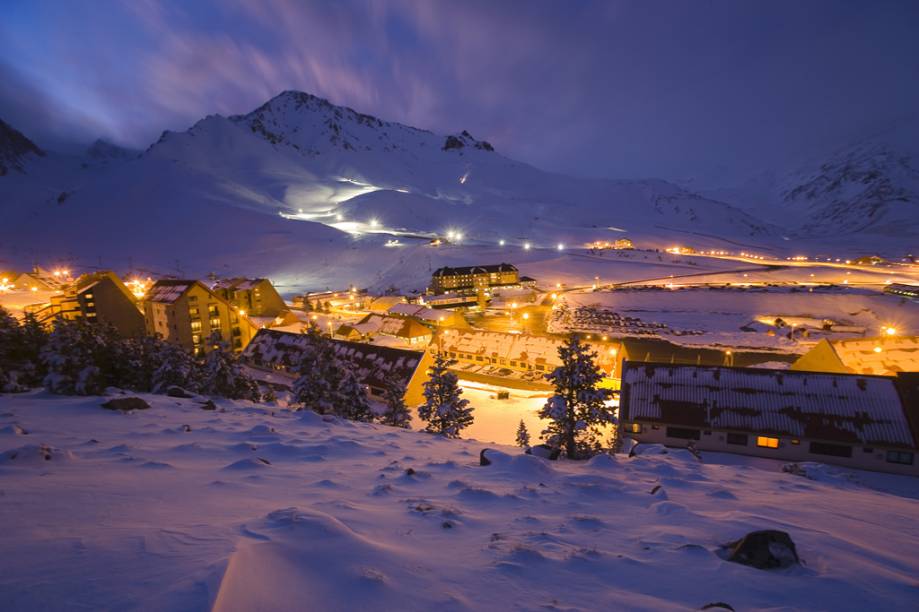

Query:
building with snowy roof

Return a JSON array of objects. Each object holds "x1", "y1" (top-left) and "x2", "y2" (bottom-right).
[
  {"x1": 336, "y1": 314, "x2": 433, "y2": 347},
  {"x1": 212, "y1": 277, "x2": 286, "y2": 317},
  {"x1": 242, "y1": 328, "x2": 433, "y2": 405},
  {"x1": 620, "y1": 362, "x2": 919, "y2": 476},
  {"x1": 387, "y1": 302, "x2": 465, "y2": 326},
  {"x1": 790, "y1": 336, "x2": 919, "y2": 377},
  {"x1": 429, "y1": 263, "x2": 519, "y2": 294},
  {"x1": 143, "y1": 280, "x2": 257, "y2": 355}
]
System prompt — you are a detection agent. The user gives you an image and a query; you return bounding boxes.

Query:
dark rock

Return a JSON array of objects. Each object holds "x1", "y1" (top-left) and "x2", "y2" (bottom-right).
[
  {"x1": 725, "y1": 530, "x2": 799, "y2": 569},
  {"x1": 526, "y1": 444, "x2": 561, "y2": 460},
  {"x1": 479, "y1": 449, "x2": 492, "y2": 466},
  {"x1": 405, "y1": 467, "x2": 416, "y2": 476},
  {"x1": 166, "y1": 386, "x2": 194, "y2": 398},
  {"x1": 101, "y1": 397, "x2": 150, "y2": 412},
  {"x1": 442, "y1": 135, "x2": 465, "y2": 150},
  {"x1": 182, "y1": 424, "x2": 192, "y2": 433},
  {"x1": 198, "y1": 400, "x2": 217, "y2": 411},
  {"x1": 256, "y1": 457, "x2": 271, "y2": 465},
  {"x1": 701, "y1": 603, "x2": 735, "y2": 611},
  {"x1": 441, "y1": 520, "x2": 454, "y2": 529}
]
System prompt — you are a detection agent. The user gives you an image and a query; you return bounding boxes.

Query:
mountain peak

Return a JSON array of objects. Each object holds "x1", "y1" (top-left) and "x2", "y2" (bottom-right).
[
  {"x1": 0, "y1": 118, "x2": 44, "y2": 176},
  {"x1": 85, "y1": 138, "x2": 137, "y2": 162}
]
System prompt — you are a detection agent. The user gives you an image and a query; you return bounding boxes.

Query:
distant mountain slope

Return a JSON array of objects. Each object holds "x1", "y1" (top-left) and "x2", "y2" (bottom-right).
[
  {"x1": 1, "y1": 91, "x2": 796, "y2": 280},
  {"x1": 0, "y1": 118, "x2": 44, "y2": 176},
  {"x1": 698, "y1": 117, "x2": 919, "y2": 252}
]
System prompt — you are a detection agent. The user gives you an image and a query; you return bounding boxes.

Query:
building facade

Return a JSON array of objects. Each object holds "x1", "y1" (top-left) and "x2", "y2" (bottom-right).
[
  {"x1": 143, "y1": 280, "x2": 257, "y2": 355},
  {"x1": 429, "y1": 264, "x2": 519, "y2": 294},
  {"x1": 212, "y1": 278, "x2": 287, "y2": 317},
  {"x1": 26, "y1": 271, "x2": 145, "y2": 337},
  {"x1": 619, "y1": 362, "x2": 919, "y2": 476},
  {"x1": 791, "y1": 336, "x2": 919, "y2": 376}
]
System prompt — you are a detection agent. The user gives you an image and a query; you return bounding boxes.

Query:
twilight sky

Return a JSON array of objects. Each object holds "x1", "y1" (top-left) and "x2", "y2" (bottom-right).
[{"x1": 2, "y1": 0, "x2": 918, "y2": 183}]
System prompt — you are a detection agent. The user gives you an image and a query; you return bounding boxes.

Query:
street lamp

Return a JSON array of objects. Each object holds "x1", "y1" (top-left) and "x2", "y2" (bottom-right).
[{"x1": 523, "y1": 242, "x2": 531, "y2": 250}]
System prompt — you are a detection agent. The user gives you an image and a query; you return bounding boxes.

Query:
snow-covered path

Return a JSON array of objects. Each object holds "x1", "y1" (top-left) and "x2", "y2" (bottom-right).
[{"x1": 1, "y1": 392, "x2": 917, "y2": 611}]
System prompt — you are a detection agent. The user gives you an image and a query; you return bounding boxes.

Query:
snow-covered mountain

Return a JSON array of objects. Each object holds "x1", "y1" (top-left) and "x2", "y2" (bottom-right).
[
  {"x1": 13, "y1": 89, "x2": 903, "y2": 285},
  {"x1": 700, "y1": 117, "x2": 919, "y2": 253}
]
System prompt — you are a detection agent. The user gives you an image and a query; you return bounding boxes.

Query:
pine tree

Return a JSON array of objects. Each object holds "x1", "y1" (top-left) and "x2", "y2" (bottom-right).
[
  {"x1": 335, "y1": 365, "x2": 374, "y2": 422},
  {"x1": 515, "y1": 419, "x2": 531, "y2": 448},
  {"x1": 0, "y1": 308, "x2": 47, "y2": 390},
  {"x1": 42, "y1": 318, "x2": 121, "y2": 395},
  {"x1": 200, "y1": 333, "x2": 261, "y2": 401},
  {"x1": 291, "y1": 326, "x2": 341, "y2": 414},
  {"x1": 151, "y1": 340, "x2": 203, "y2": 394},
  {"x1": 417, "y1": 352, "x2": 473, "y2": 438},
  {"x1": 539, "y1": 334, "x2": 613, "y2": 459},
  {"x1": 379, "y1": 378, "x2": 411, "y2": 428}
]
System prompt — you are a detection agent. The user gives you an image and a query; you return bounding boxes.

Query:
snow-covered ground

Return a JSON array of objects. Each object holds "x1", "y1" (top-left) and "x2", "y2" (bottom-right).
[
  {"x1": 557, "y1": 286, "x2": 919, "y2": 351},
  {"x1": 1, "y1": 391, "x2": 917, "y2": 611}
]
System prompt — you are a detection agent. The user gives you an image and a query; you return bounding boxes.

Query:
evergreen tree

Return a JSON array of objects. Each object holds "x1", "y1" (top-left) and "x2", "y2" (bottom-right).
[
  {"x1": 539, "y1": 334, "x2": 613, "y2": 459},
  {"x1": 0, "y1": 308, "x2": 47, "y2": 390},
  {"x1": 151, "y1": 340, "x2": 203, "y2": 394},
  {"x1": 16, "y1": 313, "x2": 49, "y2": 386},
  {"x1": 417, "y1": 352, "x2": 473, "y2": 438},
  {"x1": 335, "y1": 365, "x2": 374, "y2": 422},
  {"x1": 379, "y1": 378, "x2": 411, "y2": 428},
  {"x1": 291, "y1": 326, "x2": 341, "y2": 414},
  {"x1": 515, "y1": 419, "x2": 531, "y2": 448},
  {"x1": 42, "y1": 318, "x2": 121, "y2": 395},
  {"x1": 200, "y1": 333, "x2": 261, "y2": 401}
]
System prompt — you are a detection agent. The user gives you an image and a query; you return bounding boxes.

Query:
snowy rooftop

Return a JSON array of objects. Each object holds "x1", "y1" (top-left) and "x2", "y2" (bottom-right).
[
  {"x1": 621, "y1": 363, "x2": 917, "y2": 448},
  {"x1": 243, "y1": 329, "x2": 424, "y2": 391},
  {"x1": 213, "y1": 277, "x2": 266, "y2": 291},
  {"x1": 144, "y1": 280, "x2": 194, "y2": 304},
  {"x1": 828, "y1": 336, "x2": 919, "y2": 376}
]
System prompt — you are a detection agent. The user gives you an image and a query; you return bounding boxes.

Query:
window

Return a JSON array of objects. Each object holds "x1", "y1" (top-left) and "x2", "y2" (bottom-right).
[
  {"x1": 209, "y1": 317, "x2": 221, "y2": 329},
  {"x1": 192, "y1": 334, "x2": 201, "y2": 345},
  {"x1": 84, "y1": 293, "x2": 94, "y2": 300},
  {"x1": 886, "y1": 451, "x2": 914, "y2": 465},
  {"x1": 189, "y1": 307, "x2": 199, "y2": 317},
  {"x1": 756, "y1": 436, "x2": 779, "y2": 449},
  {"x1": 726, "y1": 433, "x2": 748, "y2": 446},
  {"x1": 627, "y1": 423, "x2": 642, "y2": 434},
  {"x1": 863, "y1": 447, "x2": 874, "y2": 454},
  {"x1": 810, "y1": 442, "x2": 853, "y2": 458},
  {"x1": 208, "y1": 305, "x2": 219, "y2": 316},
  {"x1": 191, "y1": 321, "x2": 202, "y2": 332},
  {"x1": 791, "y1": 439, "x2": 800, "y2": 445},
  {"x1": 188, "y1": 295, "x2": 198, "y2": 303},
  {"x1": 666, "y1": 427, "x2": 700, "y2": 440}
]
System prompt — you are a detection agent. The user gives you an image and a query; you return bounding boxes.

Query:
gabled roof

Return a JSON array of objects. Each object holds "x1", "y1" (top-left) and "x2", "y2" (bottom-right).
[
  {"x1": 144, "y1": 279, "x2": 198, "y2": 304},
  {"x1": 621, "y1": 362, "x2": 916, "y2": 449},
  {"x1": 213, "y1": 277, "x2": 267, "y2": 291},
  {"x1": 432, "y1": 263, "x2": 518, "y2": 277},
  {"x1": 242, "y1": 329, "x2": 424, "y2": 391}
]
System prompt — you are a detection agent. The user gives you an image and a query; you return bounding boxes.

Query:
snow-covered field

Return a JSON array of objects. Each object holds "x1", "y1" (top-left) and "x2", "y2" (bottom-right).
[
  {"x1": 558, "y1": 286, "x2": 919, "y2": 351},
  {"x1": 2, "y1": 391, "x2": 918, "y2": 611}
]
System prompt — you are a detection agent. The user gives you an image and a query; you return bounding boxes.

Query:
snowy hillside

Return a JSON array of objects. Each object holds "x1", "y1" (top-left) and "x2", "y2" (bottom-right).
[
  {"x1": 1, "y1": 392, "x2": 917, "y2": 610},
  {"x1": 1, "y1": 91, "x2": 783, "y2": 282},
  {"x1": 700, "y1": 118, "x2": 919, "y2": 253}
]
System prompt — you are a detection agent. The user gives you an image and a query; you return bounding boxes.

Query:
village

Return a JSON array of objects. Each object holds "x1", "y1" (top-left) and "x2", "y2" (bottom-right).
[{"x1": 1, "y1": 256, "x2": 917, "y2": 477}]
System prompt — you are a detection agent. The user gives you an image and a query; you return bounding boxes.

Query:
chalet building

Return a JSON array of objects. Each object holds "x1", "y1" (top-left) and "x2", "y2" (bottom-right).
[
  {"x1": 25, "y1": 271, "x2": 145, "y2": 337},
  {"x1": 429, "y1": 264, "x2": 519, "y2": 294},
  {"x1": 367, "y1": 295, "x2": 407, "y2": 313},
  {"x1": 791, "y1": 336, "x2": 919, "y2": 377},
  {"x1": 143, "y1": 280, "x2": 257, "y2": 355},
  {"x1": 388, "y1": 302, "x2": 466, "y2": 327},
  {"x1": 884, "y1": 283, "x2": 919, "y2": 300},
  {"x1": 241, "y1": 328, "x2": 433, "y2": 405},
  {"x1": 335, "y1": 314, "x2": 433, "y2": 347},
  {"x1": 212, "y1": 278, "x2": 287, "y2": 317},
  {"x1": 619, "y1": 362, "x2": 919, "y2": 476},
  {"x1": 293, "y1": 288, "x2": 367, "y2": 312}
]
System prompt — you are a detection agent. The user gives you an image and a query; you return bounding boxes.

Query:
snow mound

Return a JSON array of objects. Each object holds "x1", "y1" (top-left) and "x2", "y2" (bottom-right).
[{"x1": 0, "y1": 443, "x2": 76, "y2": 465}]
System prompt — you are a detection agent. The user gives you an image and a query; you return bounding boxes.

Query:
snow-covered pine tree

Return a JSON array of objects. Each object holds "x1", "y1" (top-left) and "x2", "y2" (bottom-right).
[
  {"x1": 291, "y1": 326, "x2": 342, "y2": 414},
  {"x1": 539, "y1": 334, "x2": 613, "y2": 459},
  {"x1": 200, "y1": 333, "x2": 261, "y2": 401},
  {"x1": 15, "y1": 313, "x2": 48, "y2": 386},
  {"x1": 41, "y1": 318, "x2": 120, "y2": 395},
  {"x1": 417, "y1": 352, "x2": 473, "y2": 438},
  {"x1": 515, "y1": 419, "x2": 531, "y2": 448},
  {"x1": 0, "y1": 308, "x2": 47, "y2": 390},
  {"x1": 151, "y1": 340, "x2": 203, "y2": 394},
  {"x1": 379, "y1": 377, "x2": 412, "y2": 428},
  {"x1": 334, "y1": 364, "x2": 374, "y2": 422}
]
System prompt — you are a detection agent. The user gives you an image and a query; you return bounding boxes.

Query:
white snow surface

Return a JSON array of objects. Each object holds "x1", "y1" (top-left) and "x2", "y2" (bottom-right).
[{"x1": 1, "y1": 391, "x2": 918, "y2": 611}]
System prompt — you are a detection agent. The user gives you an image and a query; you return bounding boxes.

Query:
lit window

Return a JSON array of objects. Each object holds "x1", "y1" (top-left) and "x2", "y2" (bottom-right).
[
  {"x1": 756, "y1": 436, "x2": 779, "y2": 449},
  {"x1": 627, "y1": 423, "x2": 642, "y2": 434}
]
